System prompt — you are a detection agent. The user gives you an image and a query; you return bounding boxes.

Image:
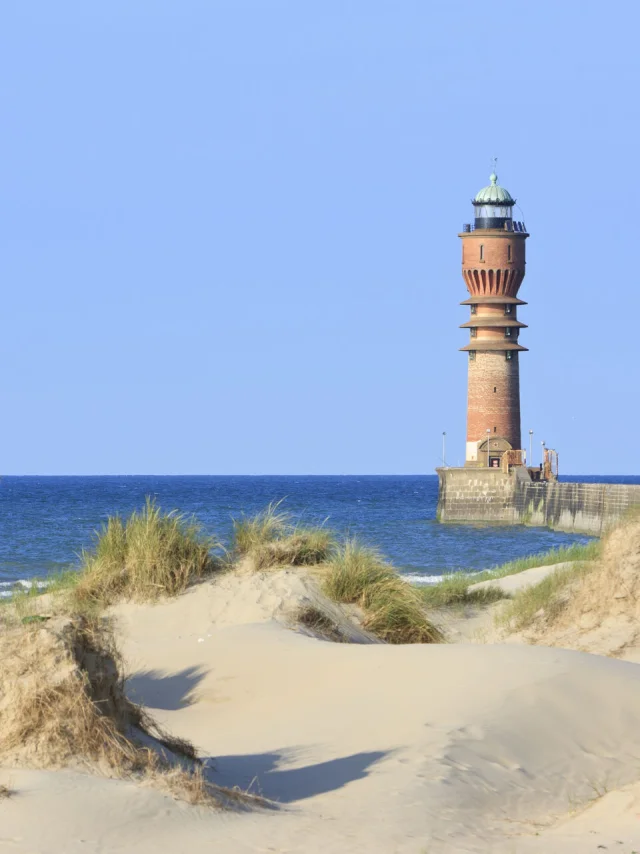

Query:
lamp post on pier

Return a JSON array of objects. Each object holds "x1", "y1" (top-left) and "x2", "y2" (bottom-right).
[
  {"x1": 442, "y1": 432, "x2": 446, "y2": 467},
  {"x1": 529, "y1": 429, "x2": 533, "y2": 467},
  {"x1": 486, "y1": 428, "x2": 491, "y2": 468}
]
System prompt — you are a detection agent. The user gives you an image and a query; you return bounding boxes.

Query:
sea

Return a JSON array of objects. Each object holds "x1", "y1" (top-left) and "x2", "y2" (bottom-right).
[{"x1": 1, "y1": 474, "x2": 638, "y2": 596}]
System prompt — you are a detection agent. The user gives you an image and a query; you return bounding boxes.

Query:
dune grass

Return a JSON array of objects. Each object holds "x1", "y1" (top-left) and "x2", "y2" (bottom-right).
[
  {"x1": 495, "y1": 560, "x2": 597, "y2": 632},
  {"x1": 232, "y1": 501, "x2": 334, "y2": 570},
  {"x1": 417, "y1": 575, "x2": 507, "y2": 608},
  {"x1": 322, "y1": 539, "x2": 443, "y2": 644},
  {"x1": 0, "y1": 614, "x2": 263, "y2": 809},
  {"x1": 0, "y1": 783, "x2": 14, "y2": 799},
  {"x1": 476, "y1": 540, "x2": 600, "y2": 582},
  {"x1": 68, "y1": 498, "x2": 220, "y2": 607},
  {"x1": 415, "y1": 540, "x2": 600, "y2": 609},
  {"x1": 1, "y1": 500, "x2": 220, "y2": 616}
]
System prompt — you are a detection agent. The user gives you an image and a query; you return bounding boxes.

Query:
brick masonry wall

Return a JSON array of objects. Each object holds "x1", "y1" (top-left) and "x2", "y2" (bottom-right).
[
  {"x1": 437, "y1": 468, "x2": 640, "y2": 536},
  {"x1": 461, "y1": 232, "x2": 526, "y2": 270},
  {"x1": 460, "y1": 232, "x2": 527, "y2": 298},
  {"x1": 467, "y1": 352, "x2": 521, "y2": 450}
]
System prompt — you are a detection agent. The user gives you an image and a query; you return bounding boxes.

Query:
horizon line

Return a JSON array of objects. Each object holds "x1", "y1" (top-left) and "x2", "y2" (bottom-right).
[{"x1": 2, "y1": 472, "x2": 638, "y2": 479}]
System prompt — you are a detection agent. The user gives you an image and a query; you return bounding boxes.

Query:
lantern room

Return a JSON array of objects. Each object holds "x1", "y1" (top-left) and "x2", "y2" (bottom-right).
[{"x1": 472, "y1": 172, "x2": 515, "y2": 229}]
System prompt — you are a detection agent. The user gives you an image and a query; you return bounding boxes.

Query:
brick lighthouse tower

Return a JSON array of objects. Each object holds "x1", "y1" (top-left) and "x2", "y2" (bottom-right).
[{"x1": 459, "y1": 168, "x2": 528, "y2": 467}]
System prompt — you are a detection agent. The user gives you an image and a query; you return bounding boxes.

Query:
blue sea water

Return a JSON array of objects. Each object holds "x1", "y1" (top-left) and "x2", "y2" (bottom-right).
[{"x1": 0, "y1": 474, "x2": 638, "y2": 592}]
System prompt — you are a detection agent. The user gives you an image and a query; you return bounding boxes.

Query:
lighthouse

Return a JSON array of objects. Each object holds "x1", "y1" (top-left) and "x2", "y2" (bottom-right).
[{"x1": 459, "y1": 169, "x2": 528, "y2": 467}]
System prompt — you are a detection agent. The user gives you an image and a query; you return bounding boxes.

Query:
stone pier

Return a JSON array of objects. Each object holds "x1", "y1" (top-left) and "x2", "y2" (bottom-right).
[{"x1": 436, "y1": 468, "x2": 640, "y2": 536}]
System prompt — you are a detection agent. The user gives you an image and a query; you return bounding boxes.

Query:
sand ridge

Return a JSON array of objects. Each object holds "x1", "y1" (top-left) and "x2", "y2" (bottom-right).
[
  {"x1": 497, "y1": 516, "x2": 640, "y2": 661},
  {"x1": 2, "y1": 564, "x2": 640, "y2": 852}
]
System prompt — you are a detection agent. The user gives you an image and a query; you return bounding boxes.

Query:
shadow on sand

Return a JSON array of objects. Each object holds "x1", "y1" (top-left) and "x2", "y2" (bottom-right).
[
  {"x1": 126, "y1": 666, "x2": 208, "y2": 710},
  {"x1": 208, "y1": 749, "x2": 389, "y2": 803}
]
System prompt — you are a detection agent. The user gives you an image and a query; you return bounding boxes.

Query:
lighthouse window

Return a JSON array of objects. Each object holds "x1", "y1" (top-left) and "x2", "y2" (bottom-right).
[
  {"x1": 504, "y1": 304, "x2": 512, "y2": 315},
  {"x1": 479, "y1": 245, "x2": 484, "y2": 260},
  {"x1": 505, "y1": 351, "x2": 513, "y2": 361},
  {"x1": 469, "y1": 350, "x2": 476, "y2": 361},
  {"x1": 508, "y1": 245, "x2": 512, "y2": 261},
  {"x1": 504, "y1": 328, "x2": 512, "y2": 338},
  {"x1": 470, "y1": 327, "x2": 477, "y2": 338},
  {"x1": 470, "y1": 304, "x2": 477, "y2": 315}
]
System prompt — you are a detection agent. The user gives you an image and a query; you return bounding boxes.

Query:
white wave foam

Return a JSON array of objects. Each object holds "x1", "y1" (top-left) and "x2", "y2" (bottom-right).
[
  {"x1": 402, "y1": 574, "x2": 445, "y2": 585},
  {"x1": 403, "y1": 571, "x2": 492, "y2": 585},
  {"x1": 17, "y1": 579, "x2": 48, "y2": 590},
  {"x1": 0, "y1": 579, "x2": 50, "y2": 598}
]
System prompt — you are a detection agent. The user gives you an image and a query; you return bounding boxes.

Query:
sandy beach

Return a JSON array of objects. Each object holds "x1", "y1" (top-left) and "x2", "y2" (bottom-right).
[{"x1": 3, "y1": 534, "x2": 640, "y2": 854}]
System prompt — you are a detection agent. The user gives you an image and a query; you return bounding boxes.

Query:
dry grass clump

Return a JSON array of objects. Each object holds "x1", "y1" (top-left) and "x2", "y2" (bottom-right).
[
  {"x1": 322, "y1": 540, "x2": 443, "y2": 644},
  {"x1": 1, "y1": 616, "x2": 178, "y2": 772},
  {"x1": 296, "y1": 605, "x2": 345, "y2": 643},
  {"x1": 0, "y1": 615, "x2": 260, "y2": 809},
  {"x1": 233, "y1": 502, "x2": 334, "y2": 570},
  {"x1": 71, "y1": 498, "x2": 220, "y2": 607},
  {"x1": 0, "y1": 783, "x2": 14, "y2": 799}
]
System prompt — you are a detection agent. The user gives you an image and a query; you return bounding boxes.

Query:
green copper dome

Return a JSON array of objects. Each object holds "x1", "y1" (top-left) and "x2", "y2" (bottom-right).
[{"x1": 473, "y1": 172, "x2": 514, "y2": 205}]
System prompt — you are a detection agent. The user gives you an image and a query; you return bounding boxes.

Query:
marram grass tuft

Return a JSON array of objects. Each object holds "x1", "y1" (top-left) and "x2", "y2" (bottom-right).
[
  {"x1": 232, "y1": 501, "x2": 334, "y2": 570},
  {"x1": 323, "y1": 539, "x2": 443, "y2": 644},
  {"x1": 71, "y1": 498, "x2": 220, "y2": 606}
]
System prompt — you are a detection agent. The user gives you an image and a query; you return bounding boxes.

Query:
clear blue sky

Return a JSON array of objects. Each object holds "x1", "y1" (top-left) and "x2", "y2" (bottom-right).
[{"x1": 1, "y1": 1, "x2": 638, "y2": 475}]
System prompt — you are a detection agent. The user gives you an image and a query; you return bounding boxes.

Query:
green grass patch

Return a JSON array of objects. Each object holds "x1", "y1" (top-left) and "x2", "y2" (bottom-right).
[
  {"x1": 496, "y1": 561, "x2": 597, "y2": 632},
  {"x1": 475, "y1": 540, "x2": 600, "y2": 583},
  {"x1": 417, "y1": 575, "x2": 507, "y2": 608},
  {"x1": 415, "y1": 540, "x2": 600, "y2": 610},
  {"x1": 323, "y1": 539, "x2": 443, "y2": 644},
  {"x1": 232, "y1": 501, "x2": 334, "y2": 570}
]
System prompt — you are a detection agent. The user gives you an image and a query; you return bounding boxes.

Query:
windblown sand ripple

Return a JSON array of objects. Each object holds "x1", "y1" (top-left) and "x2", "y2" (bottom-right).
[{"x1": 3, "y1": 566, "x2": 640, "y2": 852}]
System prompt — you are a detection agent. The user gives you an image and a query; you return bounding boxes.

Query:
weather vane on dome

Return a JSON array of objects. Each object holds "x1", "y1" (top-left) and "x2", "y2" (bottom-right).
[{"x1": 488, "y1": 156, "x2": 499, "y2": 186}]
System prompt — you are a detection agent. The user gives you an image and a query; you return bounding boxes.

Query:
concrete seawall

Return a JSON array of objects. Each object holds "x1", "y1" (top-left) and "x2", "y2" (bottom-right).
[{"x1": 437, "y1": 468, "x2": 640, "y2": 536}]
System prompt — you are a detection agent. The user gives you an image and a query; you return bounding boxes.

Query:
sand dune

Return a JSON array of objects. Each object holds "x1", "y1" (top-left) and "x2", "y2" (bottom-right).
[
  {"x1": 3, "y1": 562, "x2": 640, "y2": 852},
  {"x1": 468, "y1": 560, "x2": 580, "y2": 595},
  {"x1": 501, "y1": 516, "x2": 640, "y2": 662}
]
